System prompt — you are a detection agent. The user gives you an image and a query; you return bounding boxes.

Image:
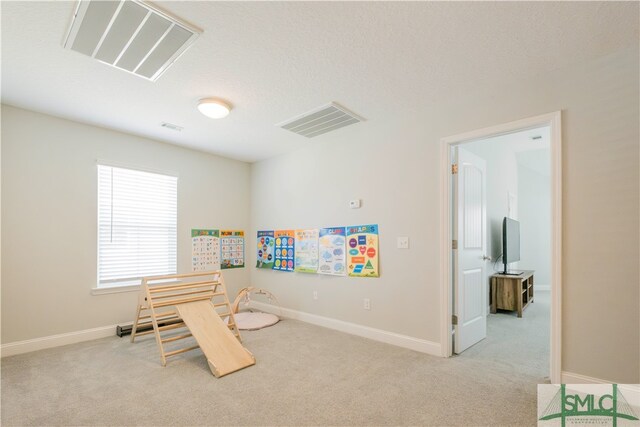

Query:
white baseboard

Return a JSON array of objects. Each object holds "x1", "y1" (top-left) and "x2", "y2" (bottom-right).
[
  {"x1": 250, "y1": 301, "x2": 441, "y2": 356},
  {"x1": 562, "y1": 371, "x2": 611, "y2": 384},
  {"x1": 1, "y1": 324, "x2": 118, "y2": 357}
]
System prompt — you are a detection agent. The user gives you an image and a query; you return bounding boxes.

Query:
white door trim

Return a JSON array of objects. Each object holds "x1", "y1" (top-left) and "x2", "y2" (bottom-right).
[{"x1": 439, "y1": 111, "x2": 562, "y2": 384}]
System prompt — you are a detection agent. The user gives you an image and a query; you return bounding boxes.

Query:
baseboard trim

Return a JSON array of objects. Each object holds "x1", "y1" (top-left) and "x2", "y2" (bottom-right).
[
  {"x1": 250, "y1": 301, "x2": 441, "y2": 356},
  {"x1": 561, "y1": 371, "x2": 639, "y2": 388},
  {"x1": 1, "y1": 324, "x2": 118, "y2": 357}
]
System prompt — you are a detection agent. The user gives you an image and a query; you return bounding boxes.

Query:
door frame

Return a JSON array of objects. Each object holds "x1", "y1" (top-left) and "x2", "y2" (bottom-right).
[{"x1": 439, "y1": 111, "x2": 562, "y2": 384}]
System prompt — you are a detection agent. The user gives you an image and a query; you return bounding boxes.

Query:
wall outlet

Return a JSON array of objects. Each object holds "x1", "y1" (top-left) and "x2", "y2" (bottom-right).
[
  {"x1": 349, "y1": 199, "x2": 361, "y2": 209},
  {"x1": 363, "y1": 298, "x2": 371, "y2": 310},
  {"x1": 313, "y1": 290, "x2": 318, "y2": 300},
  {"x1": 397, "y1": 236, "x2": 409, "y2": 249}
]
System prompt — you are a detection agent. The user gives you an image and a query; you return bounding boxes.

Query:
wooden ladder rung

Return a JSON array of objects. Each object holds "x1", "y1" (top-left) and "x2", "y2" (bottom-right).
[
  {"x1": 158, "y1": 322, "x2": 186, "y2": 332},
  {"x1": 212, "y1": 302, "x2": 228, "y2": 308},
  {"x1": 161, "y1": 333, "x2": 193, "y2": 343},
  {"x1": 148, "y1": 279, "x2": 219, "y2": 292},
  {"x1": 164, "y1": 345, "x2": 200, "y2": 358},
  {"x1": 153, "y1": 295, "x2": 213, "y2": 308}
]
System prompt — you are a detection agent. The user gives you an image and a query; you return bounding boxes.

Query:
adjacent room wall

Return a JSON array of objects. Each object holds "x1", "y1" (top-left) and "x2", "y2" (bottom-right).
[
  {"x1": 518, "y1": 162, "x2": 551, "y2": 287},
  {"x1": 462, "y1": 136, "x2": 520, "y2": 266},
  {"x1": 250, "y1": 46, "x2": 639, "y2": 383},
  {"x1": 1, "y1": 105, "x2": 251, "y2": 344}
]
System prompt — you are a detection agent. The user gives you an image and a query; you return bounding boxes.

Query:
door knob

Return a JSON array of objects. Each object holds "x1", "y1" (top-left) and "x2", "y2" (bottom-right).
[{"x1": 482, "y1": 255, "x2": 492, "y2": 261}]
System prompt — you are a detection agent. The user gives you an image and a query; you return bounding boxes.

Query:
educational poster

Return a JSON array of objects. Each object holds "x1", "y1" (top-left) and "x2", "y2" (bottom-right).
[
  {"x1": 346, "y1": 224, "x2": 379, "y2": 277},
  {"x1": 294, "y1": 229, "x2": 319, "y2": 273},
  {"x1": 220, "y1": 230, "x2": 245, "y2": 269},
  {"x1": 273, "y1": 230, "x2": 295, "y2": 272},
  {"x1": 191, "y1": 229, "x2": 220, "y2": 272},
  {"x1": 256, "y1": 230, "x2": 275, "y2": 269},
  {"x1": 318, "y1": 227, "x2": 346, "y2": 276}
]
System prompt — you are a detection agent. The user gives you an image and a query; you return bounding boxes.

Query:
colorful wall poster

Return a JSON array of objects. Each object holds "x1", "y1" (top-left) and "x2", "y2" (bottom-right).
[
  {"x1": 220, "y1": 230, "x2": 245, "y2": 269},
  {"x1": 191, "y1": 229, "x2": 220, "y2": 272},
  {"x1": 346, "y1": 224, "x2": 379, "y2": 277},
  {"x1": 294, "y1": 229, "x2": 319, "y2": 273},
  {"x1": 256, "y1": 230, "x2": 275, "y2": 269},
  {"x1": 273, "y1": 230, "x2": 295, "y2": 272},
  {"x1": 318, "y1": 227, "x2": 346, "y2": 276}
]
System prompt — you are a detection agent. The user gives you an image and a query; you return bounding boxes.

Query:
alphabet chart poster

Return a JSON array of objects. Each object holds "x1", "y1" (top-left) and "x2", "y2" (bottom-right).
[
  {"x1": 220, "y1": 230, "x2": 245, "y2": 269},
  {"x1": 318, "y1": 227, "x2": 346, "y2": 276},
  {"x1": 191, "y1": 229, "x2": 220, "y2": 272},
  {"x1": 294, "y1": 229, "x2": 319, "y2": 273},
  {"x1": 256, "y1": 230, "x2": 275, "y2": 269},
  {"x1": 346, "y1": 224, "x2": 379, "y2": 277},
  {"x1": 273, "y1": 230, "x2": 295, "y2": 272}
]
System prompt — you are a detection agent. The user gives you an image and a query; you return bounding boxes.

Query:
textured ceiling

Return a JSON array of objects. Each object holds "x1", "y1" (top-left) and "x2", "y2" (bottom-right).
[{"x1": 2, "y1": 1, "x2": 638, "y2": 162}]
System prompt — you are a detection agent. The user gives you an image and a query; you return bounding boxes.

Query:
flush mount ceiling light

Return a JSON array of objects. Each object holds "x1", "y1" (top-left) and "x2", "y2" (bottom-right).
[{"x1": 197, "y1": 98, "x2": 232, "y2": 119}]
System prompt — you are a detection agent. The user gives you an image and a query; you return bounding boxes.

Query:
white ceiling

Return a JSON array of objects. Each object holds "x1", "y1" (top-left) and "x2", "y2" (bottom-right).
[{"x1": 2, "y1": 1, "x2": 638, "y2": 162}]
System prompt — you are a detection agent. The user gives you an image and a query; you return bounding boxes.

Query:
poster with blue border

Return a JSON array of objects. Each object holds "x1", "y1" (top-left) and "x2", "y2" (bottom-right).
[
  {"x1": 346, "y1": 224, "x2": 379, "y2": 277},
  {"x1": 256, "y1": 230, "x2": 275, "y2": 269},
  {"x1": 318, "y1": 227, "x2": 346, "y2": 276},
  {"x1": 273, "y1": 230, "x2": 295, "y2": 272}
]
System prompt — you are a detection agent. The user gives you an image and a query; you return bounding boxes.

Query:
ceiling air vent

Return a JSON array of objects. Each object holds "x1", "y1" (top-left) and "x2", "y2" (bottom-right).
[
  {"x1": 63, "y1": 0, "x2": 201, "y2": 81},
  {"x1": 277, "y1": 103, "x2": 365, "y2": 138}
]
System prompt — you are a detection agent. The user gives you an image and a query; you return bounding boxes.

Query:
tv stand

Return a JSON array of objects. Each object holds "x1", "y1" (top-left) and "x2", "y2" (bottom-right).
[
  {"x1": 490, "y1": 270, "x2": 534, "y2": 318},
  {"x1": 501, "y1": 270, "x2": 523, "y2": 276}
]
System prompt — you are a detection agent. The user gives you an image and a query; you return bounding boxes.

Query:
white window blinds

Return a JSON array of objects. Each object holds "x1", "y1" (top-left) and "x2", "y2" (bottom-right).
[{"x1": 97, "y1": 164, "x2": 177, "y2": 287}]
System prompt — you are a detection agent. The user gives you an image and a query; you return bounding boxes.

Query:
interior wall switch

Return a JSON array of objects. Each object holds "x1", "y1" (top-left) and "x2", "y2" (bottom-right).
[
  {"x1": 313, "y1": 291, "x2": 318, "y2": 300},
  {"x1": 349, "y1": 199, "x2": 361, "y2": 209},
  {"x1": 363, "y1": 298, "x2": 371, "y2": 310},
  {"x1": 397, "y1": 237, "x2": 409, "y2": 249}
]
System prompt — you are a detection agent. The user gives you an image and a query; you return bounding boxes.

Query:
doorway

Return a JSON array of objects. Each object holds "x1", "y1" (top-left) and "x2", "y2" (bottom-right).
[{"x1": 439, "y1": 112, "x2": 562, "y2": 383}]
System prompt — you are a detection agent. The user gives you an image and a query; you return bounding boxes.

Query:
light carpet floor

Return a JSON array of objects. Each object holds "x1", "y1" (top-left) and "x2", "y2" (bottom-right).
[{"x1": 1, "y1": 292, "x2": 549, "y2": 426}]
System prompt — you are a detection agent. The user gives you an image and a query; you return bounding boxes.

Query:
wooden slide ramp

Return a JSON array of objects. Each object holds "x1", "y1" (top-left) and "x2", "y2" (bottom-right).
[
  {"x1": 176, "y1": 300, "x2": 255, "y2": 377},
  {"x1": 130, "y1": 271, "x2": 255, "y2": 378}
]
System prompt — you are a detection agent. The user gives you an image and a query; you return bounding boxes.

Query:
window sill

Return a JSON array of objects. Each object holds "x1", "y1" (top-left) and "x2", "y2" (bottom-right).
[
  {"x1": 91, "y1": 284, "x2": 141, "y2": 295},
  {"x1": 91, "y1": 278, "x2": 181, "y2": 295}
]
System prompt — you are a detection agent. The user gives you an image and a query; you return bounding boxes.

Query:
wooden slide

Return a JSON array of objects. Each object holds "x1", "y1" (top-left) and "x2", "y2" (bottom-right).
[
  {"x1": 130, "y1": 271, "x2": 255, "y2": 378},
  {"x1": 176, "y1": 300, "x2": 255, "y2": 377}
]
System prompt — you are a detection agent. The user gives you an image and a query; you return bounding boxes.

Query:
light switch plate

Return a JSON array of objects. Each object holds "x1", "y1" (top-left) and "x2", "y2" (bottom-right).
[{"x1": 397, "y1": 237, "x2": 409, "y2": 249}]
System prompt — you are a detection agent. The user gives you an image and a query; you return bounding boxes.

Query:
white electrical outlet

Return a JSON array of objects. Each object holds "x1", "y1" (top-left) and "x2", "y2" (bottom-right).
[
  {"x1": 397, "y1": 236, "x2": 409, "y2": 249},
  {"x1": 363, "y1": 298, "x2": 371, "y2": 310},
  {"x1": 349, "y1": 199, "x2": 361, "y2": 209},
  {"x1": 313, "y1": 291, "x2": 318, "y2": 300}
]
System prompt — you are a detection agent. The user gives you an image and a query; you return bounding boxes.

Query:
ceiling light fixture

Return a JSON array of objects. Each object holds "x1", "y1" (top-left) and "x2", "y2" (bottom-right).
[{"x1": 197, "y1": 98, "x2": 231, "y2": 119}]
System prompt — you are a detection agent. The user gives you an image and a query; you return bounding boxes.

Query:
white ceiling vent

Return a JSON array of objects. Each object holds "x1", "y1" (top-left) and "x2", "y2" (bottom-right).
[
  {"x1": 63, "y1": 0, "x2": 201, "y2": 81},
  {"x1": 277, "y1": 103, "x2": 364, "y2": 138}
]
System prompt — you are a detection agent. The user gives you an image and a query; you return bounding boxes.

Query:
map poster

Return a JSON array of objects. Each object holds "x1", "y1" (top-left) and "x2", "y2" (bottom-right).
[
  {"x1": 318, "y1": 227, "x2": 346, "y2": 276},
  {"x1": 191, "y1": 229, "x2": 220, "y2": 272},
  {"x1": 346, "y1": 224, "x2": 379, "y2": 277},
  {"x1": 294, "y1": 229, "x2": 319, "y2": 273},
  {"x1": 220, "y1": 230, "x2": 245, "y2": 269},
  {"x1": 273, "y1": 230, "x2": 295, "y2": 272},
  {"x1": 256, "y1": 230, "x2": 275, "y2": 269}
]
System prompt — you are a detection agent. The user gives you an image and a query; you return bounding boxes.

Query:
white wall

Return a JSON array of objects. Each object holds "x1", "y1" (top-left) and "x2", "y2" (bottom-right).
[
  {"x1": 518, "y1": 162, "x2": 551, "y2": 287},
  {"x1": 249, "y1": 46, "x2": 639, "y2": 383},
  {"x1": 1, "y1": 105, "x2": 251, "y2": 344}
]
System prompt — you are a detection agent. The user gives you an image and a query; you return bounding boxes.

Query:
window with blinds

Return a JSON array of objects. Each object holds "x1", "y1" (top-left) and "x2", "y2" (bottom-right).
[{"x1": 97, "y1": 164, "x2": 177, "y2": 288}]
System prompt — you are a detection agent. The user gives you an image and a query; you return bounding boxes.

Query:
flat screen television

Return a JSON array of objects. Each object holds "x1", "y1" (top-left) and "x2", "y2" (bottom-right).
[{"x1": 502, "y1": 217, "x2": 522, "y2": 275}]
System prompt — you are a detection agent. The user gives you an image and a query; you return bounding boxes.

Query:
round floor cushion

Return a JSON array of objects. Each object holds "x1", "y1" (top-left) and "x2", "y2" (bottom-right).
[{"x1": 234, "y1": 311, "x2": 280, "y2": 330}]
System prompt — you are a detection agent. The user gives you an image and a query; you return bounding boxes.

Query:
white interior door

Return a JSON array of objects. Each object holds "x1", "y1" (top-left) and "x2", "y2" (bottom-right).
[{"x1": 453, "y1": 147, "x2": 488, "y2": 354}]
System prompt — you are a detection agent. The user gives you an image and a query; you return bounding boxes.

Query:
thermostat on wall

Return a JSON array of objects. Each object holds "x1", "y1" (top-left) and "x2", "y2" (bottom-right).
[{"x1": 349, "y1": 199, "x2": 361, "y2": 209}]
